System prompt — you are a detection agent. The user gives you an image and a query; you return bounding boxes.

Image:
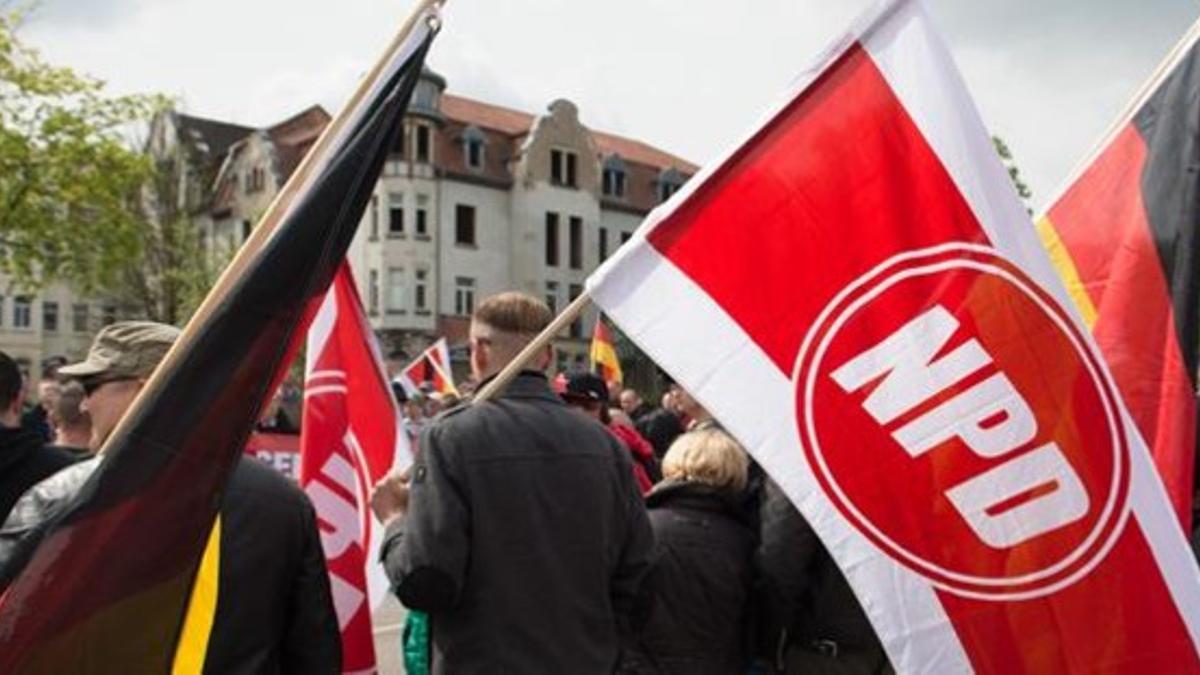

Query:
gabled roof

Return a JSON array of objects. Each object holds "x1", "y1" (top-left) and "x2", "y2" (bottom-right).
[
  {"x1": 175, "y1": 113, "x2": 254, "y2": 159},
  {"x1": 438, "y1": 94, "x2": 697, "y2": 173},
  {"x1": 266, "y1": 105, "x2": 331, "y2": 180}
]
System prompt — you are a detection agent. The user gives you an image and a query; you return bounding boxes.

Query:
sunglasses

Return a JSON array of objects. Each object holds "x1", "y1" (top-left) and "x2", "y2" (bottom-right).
[{"x1": 81, "y1": 376, "x2": 135, "y2": 397}]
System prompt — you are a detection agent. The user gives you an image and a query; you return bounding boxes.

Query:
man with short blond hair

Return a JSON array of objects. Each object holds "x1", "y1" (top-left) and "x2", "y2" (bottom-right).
[{"x1": 373, "y1": 291, "x2": 653, "y2": 674}]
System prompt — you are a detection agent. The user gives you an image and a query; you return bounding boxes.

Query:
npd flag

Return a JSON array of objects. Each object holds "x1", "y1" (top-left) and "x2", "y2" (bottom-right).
[
  {"x1": 587, "y1": 0, "x2": 1200, "y2": 672},
  {"x1": 301, "y1": 263, "x2": 411, "y2": 673}
]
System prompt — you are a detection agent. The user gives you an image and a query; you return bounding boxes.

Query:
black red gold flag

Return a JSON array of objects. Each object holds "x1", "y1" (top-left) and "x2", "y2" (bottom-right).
[
  {"x1": 1038, "y1": 21, "x2": 1200, "y2": 528},
  {"x1": 0, "y1": 3, "x2": 439, "y2": 672}
]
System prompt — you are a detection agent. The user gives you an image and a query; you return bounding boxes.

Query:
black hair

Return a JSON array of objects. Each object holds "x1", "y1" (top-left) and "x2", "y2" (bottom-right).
[{"x1": 0, "y1": 351, "x2": 22, "y2": 410}]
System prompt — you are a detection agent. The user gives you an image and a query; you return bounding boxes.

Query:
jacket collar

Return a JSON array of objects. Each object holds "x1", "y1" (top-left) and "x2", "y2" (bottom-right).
[
  {"x1": 646, "y1": 479, "x2": 747, "y2": 519},
  {"x1": 479, "y1": 370, "x2": 561, "y2": 404}
]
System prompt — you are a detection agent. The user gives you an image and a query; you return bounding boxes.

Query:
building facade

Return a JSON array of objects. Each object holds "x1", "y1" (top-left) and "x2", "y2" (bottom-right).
[
  {"x1": 1, "y1": 72, "x2": 694, "y2": 383},
  {"x1": 347, "y1": 69, "x2": 696, "y2": 374},
  {"x1": 0, "y1": 278, "x2": 105, "y2": 378}
]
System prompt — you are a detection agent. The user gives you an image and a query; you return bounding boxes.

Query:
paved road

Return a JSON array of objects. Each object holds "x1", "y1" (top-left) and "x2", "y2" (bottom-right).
[
  {"x1": 373, "y1": 594, "x2": 408, "y2": 674},
  {"x1": 373, "y1": 595, "x2": 408, "y2": 674}
]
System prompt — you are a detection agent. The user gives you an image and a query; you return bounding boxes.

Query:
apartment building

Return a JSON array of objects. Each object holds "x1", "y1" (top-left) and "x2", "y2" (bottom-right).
[{"x1": 348, "y1": 68, "x2": 696, "y2": 372}]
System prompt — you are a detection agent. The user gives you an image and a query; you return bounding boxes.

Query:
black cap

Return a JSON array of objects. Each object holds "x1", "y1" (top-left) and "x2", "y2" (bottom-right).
[{"x1": 562, "y1": 371, "x2": 608, "y2": 404}]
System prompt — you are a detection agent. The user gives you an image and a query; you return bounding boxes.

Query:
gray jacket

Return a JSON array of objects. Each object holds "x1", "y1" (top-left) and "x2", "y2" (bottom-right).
[{"x1": 381, "y1": 371, "x2": 655, "y2": 674}]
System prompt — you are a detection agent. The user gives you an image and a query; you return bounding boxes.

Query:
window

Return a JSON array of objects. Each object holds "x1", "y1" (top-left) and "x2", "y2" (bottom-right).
[
  {"x1": 43, "y1": 302, "x2": 58, "y2": 333},
  {"x1": 550, "y1": 149, "x2": 577, "y2": 187},
  {"x1": 599, "y1": 227, "x2": 609, "y2": 260},
  {"x1": 658, "y1": 167, "x2": 684, "y2": 203},
  {"x1": 463, "y1": 126, "x2": 486, "y2": 170},
  {"x1": 416, "y1": 195, "x2": 429, "y2": 237},
  {"x1": 415, "y1": 208, "x2": 428, "y2": 237},
  {"x1": 102, "y1": 306, "x2": 116, "y2": 326},
  {"x1": 415, "y1": 124, "x2": 431, "y2": 163},
  {"x1": 621, "y1": 231, "x2": 632, "y2": 244},
  {"x1": 242, "y1": 220, "x2": 253, "y2": 241},
  {"x1": 568, "y1": 284, "x2": 583, "y2": 338},
  {"x1": 545, "y1": 212, "x2": 560, "y2": 267},
  {"x1": 602, "y1": 155, "x2": 627, "y2": 198},
  {"x1": 455, "y1": 277, "x2": 475, "y2": 316},
  {"x1": 370, "y1": 195, "x2": 379, "y2": 240},
  {"x1": 467, "y1": 139, "x2": 483, "y2": 168},
  {"x1": 568, "y1": 216, "x2": 583, "y2": 270},
  {"x1": 545, "y1": 281, "x2": 559, "y2": 314},
  {"x1": 414, "y1": 268, "x2": 429, "y2": 312},
  {"x1": 602, "y1": 168, "x2": 626, "y2": 197},
  {"x1": 392, "y1": 123, "x2": 405, "y2": 156},
  {"x1": 455, "y1": 204, "x2": 476, "y2": 246},
  {"x1": 245, "y1": 167, "x2": 267, "y2": 193},
  {"x1": 13, "y1": 297, "x2": 31, "y2": 329},
  {"x1": 388, "y1": 193, "x2": 404, "y2": 237},
  {"x1": 73, "y1": 304, "x2": 88, "y2": 332},
  {"x1": 387, "y1": 268, "x2": 406, "y2": 313},
  {"x1": 368, "y1": 270, "x2": 379, "y2": 315}
]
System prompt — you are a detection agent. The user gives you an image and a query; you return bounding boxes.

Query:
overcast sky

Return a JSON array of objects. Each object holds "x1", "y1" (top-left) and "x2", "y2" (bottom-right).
[{"x1": 16, "y1": 0, "x2": 1200, "y2": 211}]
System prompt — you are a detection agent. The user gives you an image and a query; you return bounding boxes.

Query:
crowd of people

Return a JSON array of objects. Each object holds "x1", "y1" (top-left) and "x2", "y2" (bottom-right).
[
  {"x1": 370, "y1": 291, "x2": 890, "y2": 674},
  {"x1": 8, "y1": 289, "x2": 1196, "y2": 673}
]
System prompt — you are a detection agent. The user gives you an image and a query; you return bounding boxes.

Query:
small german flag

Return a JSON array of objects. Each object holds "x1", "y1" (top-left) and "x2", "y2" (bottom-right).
[
  {"x1": 1038, "y1": 21, "x2": 1200, "y2": 528},
  {"x1": 590, "y1": 316, "x2": 623, "y2": 387}
]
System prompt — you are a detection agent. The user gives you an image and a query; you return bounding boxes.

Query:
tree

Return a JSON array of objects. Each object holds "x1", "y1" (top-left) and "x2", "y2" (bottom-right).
[
  {"x1": 0, "y1": 9, "x2": 160, "y2": 293},
  {"x1": 992, "y1": 135, "x2": 1032, "y2": 210},
  {"x1": 116, "y1": 147, "x2": 222, "y2": 324}
]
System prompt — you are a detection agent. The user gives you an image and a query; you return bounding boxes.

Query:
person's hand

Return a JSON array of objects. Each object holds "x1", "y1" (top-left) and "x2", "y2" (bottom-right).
[{"x1": 371, "y1": 466, "x2": 413, "y2": 526}]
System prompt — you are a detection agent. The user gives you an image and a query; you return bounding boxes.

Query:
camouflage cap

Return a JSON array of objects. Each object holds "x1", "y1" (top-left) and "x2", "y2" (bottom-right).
[{"x1": 59, "y1": 321, "x2": 181, "y2": 382}]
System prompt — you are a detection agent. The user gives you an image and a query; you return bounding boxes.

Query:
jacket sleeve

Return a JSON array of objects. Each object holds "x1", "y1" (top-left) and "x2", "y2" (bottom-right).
[
  {"x1": 755, "y1": 477, "x2": 819, "y2": 645},
  {"x1": 609, "y1": 441, "x2": 655, "y2": 626},
  {"x1": 381, "y1": 422, "x2": 470, "y2": 612},
  {"x1": 281, "y1": 495, "x2": 343, "y2": 674}
]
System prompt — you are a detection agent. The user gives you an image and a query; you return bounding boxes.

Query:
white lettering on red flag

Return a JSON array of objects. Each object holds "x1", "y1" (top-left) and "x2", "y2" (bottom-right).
[
  {"x1": 586, "y1": 0, "x2": 1200, "y2": 671},
  {"x1": 301, "y1": 264, "x2": 411, "y2": 674}
]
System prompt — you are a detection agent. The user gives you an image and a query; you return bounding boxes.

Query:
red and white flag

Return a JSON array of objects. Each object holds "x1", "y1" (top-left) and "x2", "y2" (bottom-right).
[
  {"x1": 587, "y1": 1, "x2": 1200, "y2": 671},
  {"x1": 300, "y1": 264, "x2": 411, "y2": 674},
  {"x1": 396, "y1": 337, "x2": 458, "y2": 396}
]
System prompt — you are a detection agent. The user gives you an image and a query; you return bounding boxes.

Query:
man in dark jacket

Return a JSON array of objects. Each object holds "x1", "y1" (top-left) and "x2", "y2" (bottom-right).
[
  {"x1": 372, "y1": 292, "x2": 655, "y2": 674},
  {"x1": 757, "y1": 478, "x2": 890, "y2": 674},
  {"x1": 0, "y1": 322, "x2": 340, "y2": 673},
  {"x1": 0, "y1": 351, "x2": 76, "y2": 522}
]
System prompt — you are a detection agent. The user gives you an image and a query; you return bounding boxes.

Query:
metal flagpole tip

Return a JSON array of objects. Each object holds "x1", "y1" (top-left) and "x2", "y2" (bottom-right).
[{"x1": 425, "y1": 3, "x2": 444, "y2": 32}]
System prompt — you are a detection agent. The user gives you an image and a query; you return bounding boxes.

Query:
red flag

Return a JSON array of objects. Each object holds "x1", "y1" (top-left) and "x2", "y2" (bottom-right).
[
  {"x1": 300, "y1": 264, "x2": 411, "y2": 674},
  {"x1": 587, "y1": 0, "x2": 1200, "y2": 671},
  {"x1": 397, "y1": 337, "x2": 457, "y2": 396}
]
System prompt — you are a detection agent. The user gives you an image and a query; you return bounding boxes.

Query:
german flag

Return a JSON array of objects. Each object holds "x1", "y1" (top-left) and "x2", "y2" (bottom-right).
[
  {"x1": 0, "y1": 3, "x2": 439, "y2": 672},
  {"x1": 1038, "y1": 20, "x2": 1200, "y2": 528},
  {"x1": 590, "y1": 316, "x2": 623, "y2": 387}
]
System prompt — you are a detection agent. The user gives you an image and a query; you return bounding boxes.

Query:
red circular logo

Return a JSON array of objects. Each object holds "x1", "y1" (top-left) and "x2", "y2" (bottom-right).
[{"x1": 794, "y1": 244, "x2": 1130, "y2": 599}]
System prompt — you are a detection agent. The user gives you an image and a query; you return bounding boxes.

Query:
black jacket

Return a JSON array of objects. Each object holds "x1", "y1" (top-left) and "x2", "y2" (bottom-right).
[
  {"x1": 756, "y1": 478, "x2": 888, "y2": 672},
  {"x1": 381, "y1": 371, "x2": 655, "y2": 674},
  {"x1": 0, "y1": 426, "x2": 75, "y2": 523},
  {"x1": 621, "y1": 480, "x2": 756, "y2": 674},
  {"x1": 0, "y1": 455, "x2": 340, "y2": 674}
]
